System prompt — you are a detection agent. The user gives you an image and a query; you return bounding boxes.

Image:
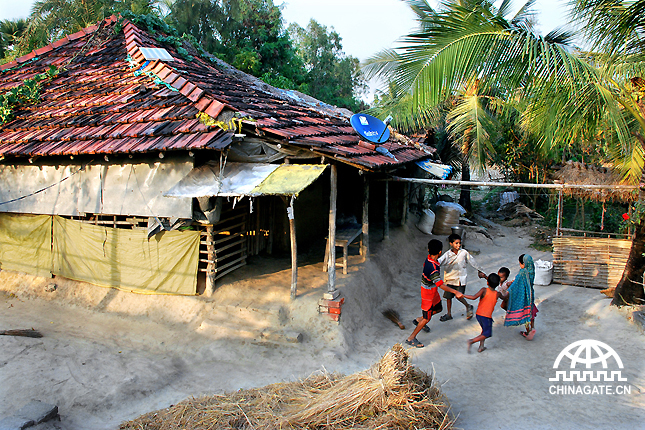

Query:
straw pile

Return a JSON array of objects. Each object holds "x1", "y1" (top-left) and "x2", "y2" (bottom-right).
[
  {"x1": 120, "y1": 344, "x2": 454, "y2": 430},
  {"x1": 551, "y1": 161, "x2": 637, "y2": 202}
]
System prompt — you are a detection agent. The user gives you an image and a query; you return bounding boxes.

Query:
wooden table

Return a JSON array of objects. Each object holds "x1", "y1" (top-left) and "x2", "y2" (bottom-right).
[{"x1": 323, "y1": 226, "x2": 362, "y2": 275}]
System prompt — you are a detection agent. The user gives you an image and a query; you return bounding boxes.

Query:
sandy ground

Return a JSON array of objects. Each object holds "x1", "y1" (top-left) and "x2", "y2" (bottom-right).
[{"x1": 1, "y1": 216, "x2": 644, "y2": 430}]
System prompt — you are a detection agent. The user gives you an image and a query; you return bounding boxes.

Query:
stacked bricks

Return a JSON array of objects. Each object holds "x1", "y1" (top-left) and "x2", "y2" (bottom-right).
[{"x1": 318, "y1": 297, "x2": 345, "y2": 322}]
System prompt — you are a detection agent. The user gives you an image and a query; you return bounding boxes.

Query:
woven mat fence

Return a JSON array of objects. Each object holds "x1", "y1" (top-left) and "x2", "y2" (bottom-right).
[{"x1": 553, "y1": 236, "x2": 631, "y2": 289}]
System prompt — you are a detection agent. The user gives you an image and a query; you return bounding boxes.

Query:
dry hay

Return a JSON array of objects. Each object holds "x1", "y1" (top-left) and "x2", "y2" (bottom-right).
[
  {"x1": 551, "y1": 161, "x2": 637, "y2": 203},
  {"x1": 120, "y1": 344, "x2": 454, "y2": 430}
]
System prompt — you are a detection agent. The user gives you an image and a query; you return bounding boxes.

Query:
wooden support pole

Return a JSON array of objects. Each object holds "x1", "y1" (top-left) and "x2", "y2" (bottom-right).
[
  {"x1": 285, "y1": 197, "x2": 298, "y2": 300},
  {"x1": 401, "y1": 182, "x2": 409, "y2": 226},
  {"x1": 362, "y1": 174, "x2": 370, "y2": 262},
  {"x1": 556, "y1": 189, "x2": 563, "y2": 237},
  {"x1": 255, "y1": 198, "x2": 261, "y2": 255},
  {"x1": 384, "y1": 179, "x2": 390, "y2": 240},
  {"x1": 268, "y1": 198, "x2": 274, "y2": 254},
  {"x1": 205, "y1": 224, "x2": 216, "y2": 296},
  {"x1": 327, "y1": 164, "x2": 337, "y2": 293}
]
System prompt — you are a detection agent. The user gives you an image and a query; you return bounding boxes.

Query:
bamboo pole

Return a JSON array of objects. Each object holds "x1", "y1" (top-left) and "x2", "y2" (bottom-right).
[
  {"x1": 362, "y1": 174, "x2": 369, "y2": 262},
  {"x1": 384, "y1": 179, "x2": 389, "y2": 240},
  {"x1": 556, "y1": 189, "x2": 563, "y2": 237},
  {"x1": 327, "y1": 164, "x2": 337, "y2": 294},
  {"x1": 205, "y1": 224, "x2": 216, "y2": 297},
  {"x1": 389, "y1": 176, "x2": 639, "y2": 190}
]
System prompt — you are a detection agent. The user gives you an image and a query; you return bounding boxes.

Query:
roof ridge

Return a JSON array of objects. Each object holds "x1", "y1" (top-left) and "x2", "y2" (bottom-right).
[
  {"x1": 0, "y1": 15, "x2": 120, "y2": 72},
  {"x1": 121, "y1": 19, "x2": 234, "y2": 121}
]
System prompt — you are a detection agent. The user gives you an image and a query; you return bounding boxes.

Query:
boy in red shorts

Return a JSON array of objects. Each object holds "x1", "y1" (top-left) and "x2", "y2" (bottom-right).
[
  {"x1": 406, "y1": 239, "x2": 464, "y2": 348},
  {"x1": 464, "y1": 273, "x2": 502, "y2": 353}
]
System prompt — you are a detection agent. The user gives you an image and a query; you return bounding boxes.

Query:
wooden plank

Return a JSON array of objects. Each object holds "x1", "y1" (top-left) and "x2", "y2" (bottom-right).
[
  {"x1": 213, "y1": 220, "x2": 246, "y2": 235},
  {"x1": 216, "y1": 238, "x2": 246, "y2": 254},
  {"x1": 200, "y1": 247, "x2": 246, "y2": 264},
  {"x1": 215, "y1": 260, "x2": 247, "y2": 280},
  {"x1": 214, "y1": 254, "x2": 247, "y2": 273},
  {"x1": 214, "y1": 232, "x2": 245, "y2": 245}
]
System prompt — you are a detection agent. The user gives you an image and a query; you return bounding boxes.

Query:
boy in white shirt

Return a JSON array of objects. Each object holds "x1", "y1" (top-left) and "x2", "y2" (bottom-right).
[{"x1": 437, "y1": 233, "x2": 486, "y2": 321}]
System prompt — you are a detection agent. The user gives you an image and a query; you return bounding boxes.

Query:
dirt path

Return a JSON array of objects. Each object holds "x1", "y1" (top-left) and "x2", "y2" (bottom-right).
[{"x1": 1, "y1": 220, "x2": 644, "y2": 430}]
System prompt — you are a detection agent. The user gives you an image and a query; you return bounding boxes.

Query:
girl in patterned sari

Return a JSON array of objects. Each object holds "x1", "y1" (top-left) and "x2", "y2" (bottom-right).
[{"x1": 504, "y1": 254, "x2": 538, "y2": 340}]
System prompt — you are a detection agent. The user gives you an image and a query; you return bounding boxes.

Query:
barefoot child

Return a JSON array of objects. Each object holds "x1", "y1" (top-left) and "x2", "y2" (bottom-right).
[
  {"x1": 464, "y1": 273, "x2": 502, "y2": 353},
  {"x1": 497, "y1": 267, "x2": 511, "y2": 310},
  {"x1": 406, "y1": 239, "x2": 465, "y2": 348},
  {"x1": 437, "y1": 234, "x2": 486, "y2": 322}
]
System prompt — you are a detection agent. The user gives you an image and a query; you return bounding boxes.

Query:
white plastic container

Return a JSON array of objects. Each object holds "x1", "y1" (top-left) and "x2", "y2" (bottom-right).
[
  {"x1": 416, "y1": 209, "x2": 435, "y2": 235},
  {"x1": 534, "y1": 259, "x2": 553, "y2": 285}
]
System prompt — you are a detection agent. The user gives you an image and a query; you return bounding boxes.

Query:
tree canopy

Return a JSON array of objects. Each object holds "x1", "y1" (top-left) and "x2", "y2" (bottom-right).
[{"x1": 3, "y1": 0, "x2": 366, "y2": 111}]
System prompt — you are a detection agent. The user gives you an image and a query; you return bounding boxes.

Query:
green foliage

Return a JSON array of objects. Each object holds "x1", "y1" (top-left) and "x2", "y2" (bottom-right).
[
  {"x1": 0, "y1": 19, "x2": 28, "y2": 61},
  {"x1": 13, "y1": 0, "x2": 163, "y2": 57},
  {"x1": 0, "y1": 66, "x2": 57, "y2": 124},
  {"x1": 167, "y1": 0, "x2": 307, "y2": 86},
  {"x1": 289, "y1": 19, "x2": 367, "y2": 111}
]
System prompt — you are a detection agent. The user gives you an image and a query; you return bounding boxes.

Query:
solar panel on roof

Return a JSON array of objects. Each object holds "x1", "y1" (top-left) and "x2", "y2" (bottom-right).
[{"x1": 139, "y1": 47, "x2": 174, "y2": 61}]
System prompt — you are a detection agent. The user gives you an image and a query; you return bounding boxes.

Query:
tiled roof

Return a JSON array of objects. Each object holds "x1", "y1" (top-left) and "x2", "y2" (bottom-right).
[{"x1": 0, "y1": 16, "x2": 430, "y2": 170}]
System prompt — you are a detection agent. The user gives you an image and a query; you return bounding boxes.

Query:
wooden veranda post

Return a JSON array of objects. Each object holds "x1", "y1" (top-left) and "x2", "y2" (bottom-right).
[
  {"x1": 285, "y1": 197, "x2": 297, "y2": 300},
  {"x1": 327, "y1": 164, "x2": 338, "y2": 294},
  {"x1": 384, "y1": 179, "x2": 390, "y2": 240},
  {"x1": 401, "y1": 182, "x2": 409, "y2": 226},
  {"x1": 556, "y1": 189, "x2": 563, "y2": 237},
  {"x1": 362, "y1": 174, "x2": 369, "y2": 261},
  {"x1": 205, "y1": 224, "x2": 216, "y2": 296}
]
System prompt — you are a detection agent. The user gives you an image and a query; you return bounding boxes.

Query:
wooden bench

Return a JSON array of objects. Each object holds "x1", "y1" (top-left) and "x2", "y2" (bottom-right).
[{"x1": 323, "y1": 226, "x2": 362, "y2": 275}]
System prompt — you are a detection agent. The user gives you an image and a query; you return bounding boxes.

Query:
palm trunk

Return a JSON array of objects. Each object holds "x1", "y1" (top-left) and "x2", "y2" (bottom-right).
[
  {"x1": 459, "y1": 156, "x2": 471, "y2": 212},
  {"x1": 612, "y1": 219, "x2": 645, "y2": 305},
  {"x1": 612, "y1": 169, "x2": 645, "y2": 305}
]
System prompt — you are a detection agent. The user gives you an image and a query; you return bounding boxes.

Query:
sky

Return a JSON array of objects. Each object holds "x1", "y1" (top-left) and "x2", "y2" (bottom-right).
[{"x1": 0, "y1": 0, "x2": 570, "y2": 100}]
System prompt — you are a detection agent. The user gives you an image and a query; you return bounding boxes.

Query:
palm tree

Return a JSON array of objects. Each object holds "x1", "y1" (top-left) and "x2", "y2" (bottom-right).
[
  {"x1": 0, "y1": 19, "x2": 28, "y2": 60},
  {"x1": 364, "y1": 0, "x2": 645, "y2": 304},
  {"x1": 364, "y1": 0, "x2": 564, "y2": 211},
  {"x1": 569, "y1": 0, "x2": 645, "y2": 305},
  {"x1": 15, "y1": 0, "x2": 162, "y2": 55}
]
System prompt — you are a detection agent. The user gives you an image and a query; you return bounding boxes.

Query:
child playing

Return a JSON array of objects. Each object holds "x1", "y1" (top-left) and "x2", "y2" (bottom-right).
[
  {"x1": 497, "y1": 267, "x2": 511, "y2": 310},
  {"x1": 406, "y1": 239, "x2": 465, "y2": 348},
  {"x1": 464, "y1": 273, "x2": 502, "y2": 353},
  {"x1": 438, "y1": 234, "x2": 486, "y2": 322}
]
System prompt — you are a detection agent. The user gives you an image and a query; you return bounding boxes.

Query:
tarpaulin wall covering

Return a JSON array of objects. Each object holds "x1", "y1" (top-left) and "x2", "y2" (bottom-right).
[
  {"x1": 0, "y1": 213, "x2": 52, "y2": 278},
  {"x1": 52, "y1": 217, "x2": 199, "y2": 295},
  {"x1": 0, "y1": 213, "x2": 199, "y2": 295}
]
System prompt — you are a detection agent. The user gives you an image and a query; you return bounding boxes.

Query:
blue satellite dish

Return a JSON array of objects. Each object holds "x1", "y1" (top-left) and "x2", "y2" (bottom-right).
[{"x1": 350, "y1": 113, "x2": 390, "y2": 144}]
